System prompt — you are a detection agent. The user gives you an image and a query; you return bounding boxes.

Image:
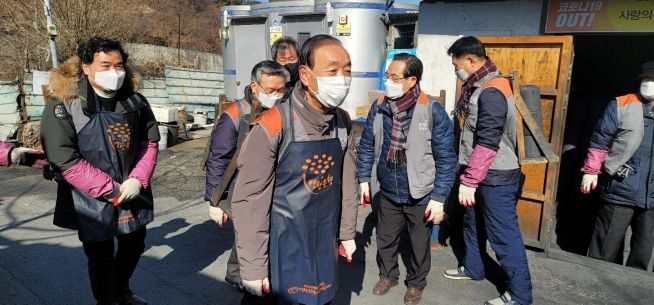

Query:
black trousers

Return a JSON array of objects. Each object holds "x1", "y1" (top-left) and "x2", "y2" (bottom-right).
[
  {"x1": 589, "y1": 201, "x2": 654, "y2": 270},
  {"x1": 376, "y1": 195, "x2": 432, "y2": 289},
  {"x1": 226, "y1": 240, "x2": 241, "y2": 284},
  {"x1": 82, "y1": 227, "x2": 147, "y2": 304}
]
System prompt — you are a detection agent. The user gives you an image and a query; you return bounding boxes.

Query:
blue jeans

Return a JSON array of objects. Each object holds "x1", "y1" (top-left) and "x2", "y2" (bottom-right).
[
  {"x1": 463, "y1": 183, "x2": 533, "y2": 305},
  {"x1": 430, "y1": 224, "x2": 440, "y2": 243}
]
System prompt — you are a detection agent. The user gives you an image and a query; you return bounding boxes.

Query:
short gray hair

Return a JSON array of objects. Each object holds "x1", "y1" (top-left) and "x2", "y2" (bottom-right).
[{"x1": 250, "y1": 60, "x2": 290, "y2": 83}]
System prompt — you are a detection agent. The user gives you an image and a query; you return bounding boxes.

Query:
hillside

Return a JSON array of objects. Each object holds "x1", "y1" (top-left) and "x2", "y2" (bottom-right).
[{"x1": 0, "y1": 0, "x2": 226, "y2": 80}]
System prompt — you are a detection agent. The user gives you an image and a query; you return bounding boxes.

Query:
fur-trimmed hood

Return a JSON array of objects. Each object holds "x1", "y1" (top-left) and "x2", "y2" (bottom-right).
[{"x1": 48, "y1": 56, "x2": 141, "y2": 102}]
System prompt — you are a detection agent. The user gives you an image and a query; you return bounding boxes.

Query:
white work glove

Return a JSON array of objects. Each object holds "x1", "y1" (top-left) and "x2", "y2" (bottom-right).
[
  {"x1": 340, "y1": 239, "x2": 356, "y2": 263},
  {"x1": 424, "y1": 200, "x2": 445, "y2": 224},
  {"x1": 458, "y1": 184, "x2": 477, "y2": 207},
  {"x1": 10, "y1": 147, "x2": 39, "y2": 165},
  {"x1": 209, "y1": 204, "x2": 228, "y2": 226},
  {"x1": 359, "y1": 182, "x2": 371, "y2": 208},
  {"x1": 242, "y1": 277, "x2": 270, "y2": 297},
  {"x1": 117, "y1": 178, "x2": 141, "y2": 205},
  {"x1": 10, "y1": 147, "x2": 49, "y2": 168},
  {"x1": 104, "y1": 181, "x2": 122, "y2": 203},
  {"x1": 580, "y1": 174, "x2": 598, "y2": 194}
]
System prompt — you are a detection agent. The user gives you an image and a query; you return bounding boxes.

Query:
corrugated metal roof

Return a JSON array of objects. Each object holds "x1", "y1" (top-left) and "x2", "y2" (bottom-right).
[{"x1": 385, "y1": 11, "x2": 419, "y2": 25}]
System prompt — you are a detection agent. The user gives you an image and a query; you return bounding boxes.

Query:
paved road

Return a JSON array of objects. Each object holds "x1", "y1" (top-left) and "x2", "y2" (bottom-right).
[{"x1": 1, "y1": 139, "x2": 653, "y2": 305}]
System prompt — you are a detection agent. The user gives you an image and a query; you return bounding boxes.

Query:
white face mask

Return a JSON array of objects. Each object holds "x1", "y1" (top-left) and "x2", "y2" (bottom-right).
[
  {"x1": 93, "y1": 69, "x2": 126, "y2": 91},
  {"x1": 455, "y1": 69, "x2": 469, "y2": 82},
  {"x1": 307, "y1": 68, "x2": 351, "y2": 108},
  {"x1": 255, "y1": 83, "x2": 283, "y2": 109},
  {"x1": 640, "y1": 80, "x2": 654, "y2": 101},
  {"x1": 384, "y1": 79, "x2": 405, "y2": 100}
]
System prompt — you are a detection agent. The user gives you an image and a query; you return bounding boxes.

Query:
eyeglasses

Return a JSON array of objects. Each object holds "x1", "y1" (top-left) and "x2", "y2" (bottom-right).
[
  {"x1": 383, "y1": 75, "x2": 406, "y2": 82},
  {"x1": 255, "y1": 81, "x2": 286, "y2": 95}
]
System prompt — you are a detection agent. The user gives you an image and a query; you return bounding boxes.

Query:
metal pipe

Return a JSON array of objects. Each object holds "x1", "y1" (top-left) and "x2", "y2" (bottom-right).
[{"x1": 43, "y1": 0, "x2": 58, "y2": 68}]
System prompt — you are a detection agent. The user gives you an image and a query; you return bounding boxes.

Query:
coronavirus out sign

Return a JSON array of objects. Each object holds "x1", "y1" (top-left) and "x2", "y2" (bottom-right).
[{"x1": 545, "y1": 0, "x2": 654, "y2": 33}]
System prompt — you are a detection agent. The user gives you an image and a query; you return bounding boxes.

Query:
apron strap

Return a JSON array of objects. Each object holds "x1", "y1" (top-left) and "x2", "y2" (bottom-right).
[
  {"x1": 278, "y1": 99, "x2": 341, "y2": 162},
  {"x1": 86, "y1": 92, "x2": 99, "y2": 114},
  {"x1": 119, "y1": 93, "x2": 146, "y2": 113},
  {"x1": 288, "y1": 99, "x2": 296, "y2": 142},
  {"x1": 279, "y1": 102, "x2": 294, "y2": 160}
]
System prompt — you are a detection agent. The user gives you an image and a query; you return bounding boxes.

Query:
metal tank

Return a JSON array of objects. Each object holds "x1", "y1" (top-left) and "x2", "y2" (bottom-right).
[
  {"x1": 219, "y1": 0, "x2": 418, "y2": 120},
  {"x1": 220, "y1": 5, "x2": 261, "y2": 100}
]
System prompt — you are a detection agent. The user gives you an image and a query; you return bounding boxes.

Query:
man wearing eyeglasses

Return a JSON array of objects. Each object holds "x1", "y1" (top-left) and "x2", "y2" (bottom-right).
[{"x1": 356, "y1": 53, "x2": 457, "y2": 305}]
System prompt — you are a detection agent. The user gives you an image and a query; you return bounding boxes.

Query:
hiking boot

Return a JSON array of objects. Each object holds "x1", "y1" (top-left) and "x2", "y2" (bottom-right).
[
  {"x1": 443, "y1": 266, "x2": 472, "y2": 280},
  {"x1": 404, "y1": 286, "x2": 423, "y2": 305},
  {"x1": 485, "y1": 292, "x2": 519, "y2": 305},
  {"x1": 372, "y1": 277, "x2": 398, "y2": 295},
  {"x1": 118, "y1": 293, "x2": 147, "y2": 305}
]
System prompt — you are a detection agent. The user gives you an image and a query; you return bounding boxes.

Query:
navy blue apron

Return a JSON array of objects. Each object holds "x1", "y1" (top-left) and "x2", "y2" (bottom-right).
[
  {"x1": 269, "y1": 102, "x2": 344, "y2": 305},
  {"x1": 70, "y1": 94, "x2": 154, "y2": 243}
]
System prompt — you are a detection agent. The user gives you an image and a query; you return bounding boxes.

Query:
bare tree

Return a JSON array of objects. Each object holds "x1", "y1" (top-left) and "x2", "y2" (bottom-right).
[
  {"x1": 0, "y1": 0, "x2": 139, "y2": 80},
  {"x1": 0, "y1": 0, "x2": 221, "y2": 81}
]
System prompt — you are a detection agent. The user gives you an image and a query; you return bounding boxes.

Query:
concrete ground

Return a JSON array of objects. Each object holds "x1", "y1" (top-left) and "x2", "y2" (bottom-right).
[{"x1": 1, "y1": 139, "x2": 653, "y2": 305}]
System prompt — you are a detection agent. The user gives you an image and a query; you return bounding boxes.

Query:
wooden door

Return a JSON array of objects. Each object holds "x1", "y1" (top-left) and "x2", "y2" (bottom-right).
[{"x1": 479, "y1": 36, "x2": 574, "y2": 249}]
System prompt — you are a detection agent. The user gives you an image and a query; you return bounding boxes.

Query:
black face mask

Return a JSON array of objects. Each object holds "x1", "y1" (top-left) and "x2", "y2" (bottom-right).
[{"x1": 284, "y1": 63, "x2": 299, "y2": 88}]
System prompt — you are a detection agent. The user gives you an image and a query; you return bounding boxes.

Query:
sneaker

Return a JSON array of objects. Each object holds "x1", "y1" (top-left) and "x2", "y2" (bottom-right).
[
  {"x1": 443, "y1": 266, "x2": 472, "y2": 280},
  {"x1": 485, "y1": 292, "x2": 519, "y2": 305}
]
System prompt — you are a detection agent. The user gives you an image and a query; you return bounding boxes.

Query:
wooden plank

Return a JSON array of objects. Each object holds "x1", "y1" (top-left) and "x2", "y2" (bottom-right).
[
  {"x1": 486, "y1": 46, "x2": 561, "y2": 89},
  {"x1": 521, "y1": 162, "x2": 547, "y2": 198},
  {"x1": 540, "y1": 88, "x2": 559, "y2": 96},
  {"x1": 509, "y1": 70, "x2": 559, "y2": 163},
  {"x1": 430, "y1": 90, "x2": 447, "y2": 109},
  {"x1": 520, "y1": 190, "x2": 545, "y2": 202},
  {"x1": 514, "y1": 94, "x2": 559, "y2": 163},
  {"x1": 512, "y1": 74, "x2": 528, "y2": 161},
  {"x1": 516, "y1": 198, "x2": 543, "y2": 243},
  {"x1": 520, "y1": 157, "x2": 548, "y2": 165},
  {"x1": 541, "y1": 97, "x2": 555, "y2": 140}
]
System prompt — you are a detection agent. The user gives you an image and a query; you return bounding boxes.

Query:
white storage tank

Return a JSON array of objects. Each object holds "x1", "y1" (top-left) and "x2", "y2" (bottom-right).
[{"x1": 219, "y1": 0, "x2": 418, "y2": 121}]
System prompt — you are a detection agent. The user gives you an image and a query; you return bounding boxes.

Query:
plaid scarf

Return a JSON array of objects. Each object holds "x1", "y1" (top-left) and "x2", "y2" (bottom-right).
[
  {"x1": 457, "y1": 59, "x2": 499, "y2": 109},
  {"x1": 387, "y1": 85, "x2": 420, "y2": 163}
]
